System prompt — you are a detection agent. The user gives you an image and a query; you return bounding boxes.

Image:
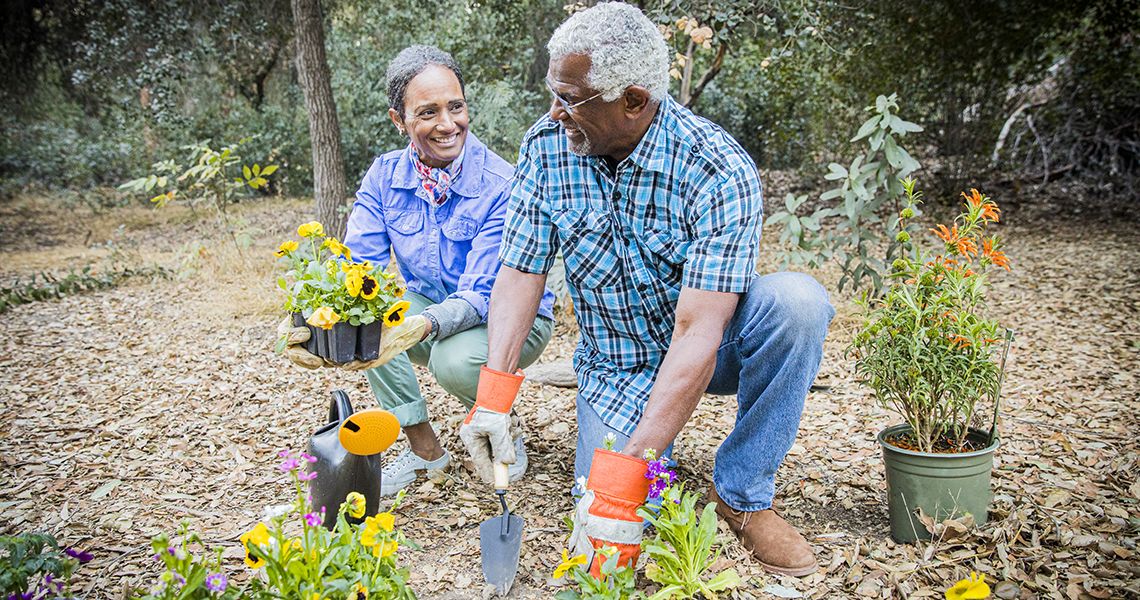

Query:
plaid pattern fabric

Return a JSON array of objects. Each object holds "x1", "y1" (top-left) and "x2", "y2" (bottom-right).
[
  {"x1": 409, "y1": 143, "x2": 463, "y2": 206},
  {"x1": 501, "y1": 96, "x2": 764, "y2": 435}
]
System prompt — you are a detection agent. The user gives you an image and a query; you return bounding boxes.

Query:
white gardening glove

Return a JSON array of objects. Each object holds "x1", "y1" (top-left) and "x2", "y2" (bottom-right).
[
  {"x1": 342, "y1": 315, "x2": 431, "y2": 371},
  {"x1": 276, "y1": 316, "x2": 328, "y2": 370},
  {"x1": 458, "y1": 366, "x2": 524, "y2": 484}
]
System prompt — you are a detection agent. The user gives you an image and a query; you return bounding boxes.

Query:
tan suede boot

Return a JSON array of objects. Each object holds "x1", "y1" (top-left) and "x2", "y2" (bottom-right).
[{"x1": 708, "y1": 485, "x2": 819, "y2": 576}]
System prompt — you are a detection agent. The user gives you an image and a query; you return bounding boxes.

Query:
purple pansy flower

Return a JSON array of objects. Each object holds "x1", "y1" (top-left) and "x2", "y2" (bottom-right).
[{"x1": 64, "y1": 547, "x2": 94, "y2": 564}]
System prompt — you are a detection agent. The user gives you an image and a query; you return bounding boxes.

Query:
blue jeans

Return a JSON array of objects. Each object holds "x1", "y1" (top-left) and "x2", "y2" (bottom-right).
[{"x1": 575, "y1": 272, "x2": 834, "y2": 512}]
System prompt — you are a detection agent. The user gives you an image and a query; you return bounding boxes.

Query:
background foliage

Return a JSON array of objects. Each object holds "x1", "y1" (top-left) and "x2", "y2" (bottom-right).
[{"x1": 1, "y1": 0, "x2": 1135, "y2": 204}]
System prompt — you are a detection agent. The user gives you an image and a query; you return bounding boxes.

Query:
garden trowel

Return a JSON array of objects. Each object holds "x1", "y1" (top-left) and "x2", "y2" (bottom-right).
[{"x1": 479, "y1": 463, "x2": 524, "y2": 595}]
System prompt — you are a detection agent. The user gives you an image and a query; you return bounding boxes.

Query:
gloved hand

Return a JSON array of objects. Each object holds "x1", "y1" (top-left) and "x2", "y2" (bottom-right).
[
  {"x1": 568, "y1": 448, "x2": 650, "y2": 577},
  {"x1": 277, "y1": 316, "x2": 328, "y2": 370},
  {"x1": 342, "y1": 315, "x2": 431, "y2": 371},
  {"x1": 458, "y1": 366, "x2": 523, "y2": 484}
]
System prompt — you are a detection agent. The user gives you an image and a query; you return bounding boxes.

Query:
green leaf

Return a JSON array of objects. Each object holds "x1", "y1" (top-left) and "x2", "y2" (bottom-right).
[
  {"x1": 851, "y1": 116, "x2": 880, "y2": 142},
  {"x1": 261, "y1": 164, "x2": 279, "y2": 176}
]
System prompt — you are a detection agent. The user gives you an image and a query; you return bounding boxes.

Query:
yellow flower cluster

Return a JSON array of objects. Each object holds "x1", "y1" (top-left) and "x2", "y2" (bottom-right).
[{"x1": 361, "y1": 512, "x2": 398, "y2": 558}]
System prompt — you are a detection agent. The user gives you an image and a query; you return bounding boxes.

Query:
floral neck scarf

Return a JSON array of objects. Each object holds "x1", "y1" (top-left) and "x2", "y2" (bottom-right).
[{"x1": 409, "y1": 143, "x2": 463, "y2": 206}]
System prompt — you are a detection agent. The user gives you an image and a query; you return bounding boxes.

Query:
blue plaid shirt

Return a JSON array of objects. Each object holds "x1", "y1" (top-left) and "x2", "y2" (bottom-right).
[{"x1": 501, "y1": 96, "x2": 763, "y2": 435}]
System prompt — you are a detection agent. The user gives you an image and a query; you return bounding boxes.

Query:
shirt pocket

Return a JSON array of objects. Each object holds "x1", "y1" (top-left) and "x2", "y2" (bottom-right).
[
  {"x1": 386, "y1": 210, "x2": 424, "y2": 236},
  {"x1": 551, "y1": 209, "x2": 624, "y2": 289},
  {"x1": 441, "y1": 216, "x2": 478, "y2": 242},
  {"x1": 637, "y1": 229, "x2": 689, "y2": 289}
]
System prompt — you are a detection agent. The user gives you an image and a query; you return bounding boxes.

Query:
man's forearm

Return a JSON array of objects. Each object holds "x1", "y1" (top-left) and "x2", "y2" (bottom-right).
[
  {"x1": 486, "y1": 266, "x2": 547, "y2": 373},
  {"x1": 624, "y1": 288, "x2": 739, "y2": 459},
  {"x1": 623, "y1": 330, "x2": 721, "y2": 458}
]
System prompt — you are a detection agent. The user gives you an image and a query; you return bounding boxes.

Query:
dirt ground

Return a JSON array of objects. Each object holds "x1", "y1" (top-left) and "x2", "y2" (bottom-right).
[{"x1": 0, "y1": 186, "x2": 1137, "y2": 599}]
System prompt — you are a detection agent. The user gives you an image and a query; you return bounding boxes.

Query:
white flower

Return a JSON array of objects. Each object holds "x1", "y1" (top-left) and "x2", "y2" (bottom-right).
[
  {"x1": 602, "y1": 432, "x2": 618, "y2": 450},
  {"x1": 575, "y1": 476, "x2": 588, "y2": 494}
]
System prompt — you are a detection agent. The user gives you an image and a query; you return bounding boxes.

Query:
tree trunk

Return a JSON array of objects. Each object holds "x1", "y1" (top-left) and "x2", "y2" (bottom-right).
[{"x1": 290, "y1": 0, "x2": 349, "y2": 238}]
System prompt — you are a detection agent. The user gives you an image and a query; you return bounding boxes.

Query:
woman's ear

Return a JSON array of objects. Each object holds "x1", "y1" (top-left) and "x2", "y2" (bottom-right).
[{"x1": 388, "y1": 107, "x2": 406, "y2": 135}]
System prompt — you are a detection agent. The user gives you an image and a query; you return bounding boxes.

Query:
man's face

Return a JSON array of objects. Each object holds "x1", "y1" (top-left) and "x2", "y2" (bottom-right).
[{"x1": 546, "y1": 54, "x2": 626, "y2": 158}]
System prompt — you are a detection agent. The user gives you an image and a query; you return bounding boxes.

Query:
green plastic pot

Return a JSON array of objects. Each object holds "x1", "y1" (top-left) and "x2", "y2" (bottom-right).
[{"x1": 878, "y1": 424, "x2": 999, "y2": 543}]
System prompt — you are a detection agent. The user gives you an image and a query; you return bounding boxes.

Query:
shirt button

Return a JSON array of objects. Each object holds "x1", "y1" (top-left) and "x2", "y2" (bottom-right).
[
  {"x1": 638, "y1": 283, "x2": 648, "y2": 291},
  {"x1": 612, "y1": 191, "x2": 622, "y2": 201}
]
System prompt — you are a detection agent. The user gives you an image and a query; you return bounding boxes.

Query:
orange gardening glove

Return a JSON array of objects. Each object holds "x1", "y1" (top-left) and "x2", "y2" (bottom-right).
[
  {"x1": 458, "y1": 366, "x2": 524, "y2": 484},
  {"x1": 568, "y1": 448, "x2": 650, "y2": 577}
]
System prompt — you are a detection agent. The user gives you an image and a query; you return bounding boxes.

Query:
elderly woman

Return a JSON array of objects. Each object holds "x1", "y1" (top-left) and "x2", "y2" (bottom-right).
[{"x1": 283, "y1": 45, "x2": 555, "y2": 495}]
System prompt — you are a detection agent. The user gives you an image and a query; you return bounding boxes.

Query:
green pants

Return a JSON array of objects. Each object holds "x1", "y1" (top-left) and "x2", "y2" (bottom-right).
[{"x1": 364, "y1": 291, "x2": 554, "y2": 426}]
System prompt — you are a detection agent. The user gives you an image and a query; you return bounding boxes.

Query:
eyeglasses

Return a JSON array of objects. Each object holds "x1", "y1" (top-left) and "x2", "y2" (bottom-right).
[{"x1": 546, "y1": 82, "x2": 603, "y2": 115}]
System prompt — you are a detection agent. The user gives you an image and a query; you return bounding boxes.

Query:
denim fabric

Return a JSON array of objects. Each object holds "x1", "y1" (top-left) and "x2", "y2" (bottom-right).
[
  {"x1": 574, "y1": 272, "x2": 833, "y2": 513},
  {"x1": 345, "y1": 132, "x2": 555, "y2": 322},
  {"x1": 366, "y1": 292, "x2": 554, "y2": 427}
]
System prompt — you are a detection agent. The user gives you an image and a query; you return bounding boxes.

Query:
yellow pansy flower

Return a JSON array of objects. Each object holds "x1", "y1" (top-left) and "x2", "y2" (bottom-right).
[
  {"x1": 297, "y1": 221, "x2": 324, "y2": 238},
  {"x1": 322, "y1": 238, "x2": 351, "y2": 260},
  {"x1": 349, "y1": 583, "x2": 369, "y2": 600},
  {"x1": 379, "y1": 540, "x2": 398, "y2": 558},
  {"x1": 307, "y1": 306, "x2": 340, "y2": 330},
  {"x1": 345, "y1": 492, "x2": 366, "y2": 519},
  {"x1": 946, "y1": 572, "x2": 991, "y2": 600},
  {"x1": 383, "y1": 301, "x2": 410, "y2": 326},
  {"x1": 275, "y1": 240, "x2": 298, "y2": 257},
  {"x1": 552, "y1": 549, "x2": 588, "y2": 579},
  {"x1": 392, "y1": 285, "x2": 405, "y2": 298},
  {"x1": 345, "y1": 270, "x2": 364, "y2": 297},
  {"x1": 239, "y1": 522, "x2": 270, "y2": 569},
  {"x1": 360, "y1": 275, "x2": 379, "y2": 300}
]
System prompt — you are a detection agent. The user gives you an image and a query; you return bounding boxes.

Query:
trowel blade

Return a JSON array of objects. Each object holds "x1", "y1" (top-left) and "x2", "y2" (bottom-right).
[{"x1": 479, "y1": 512, "x2": 524, "y2": 596}]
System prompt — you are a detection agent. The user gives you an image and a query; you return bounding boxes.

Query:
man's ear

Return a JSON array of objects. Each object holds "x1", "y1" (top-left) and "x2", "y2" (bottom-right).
[
  {"x1": 388, "y1": 107, "x2": 405, "y2": 135},
  {"x1": 622, "y1": 86, "x2": 653, "y2": 118}
]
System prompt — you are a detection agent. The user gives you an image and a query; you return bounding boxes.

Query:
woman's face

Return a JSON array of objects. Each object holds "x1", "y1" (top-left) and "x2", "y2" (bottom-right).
[{"x1": 390, "y1": 64, "x2": 469, "y2": 169}]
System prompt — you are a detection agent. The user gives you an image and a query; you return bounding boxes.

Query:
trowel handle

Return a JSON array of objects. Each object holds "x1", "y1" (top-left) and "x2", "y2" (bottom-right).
[{"x1": 493, "y1": 462, "x2": 510, "y2": 490}]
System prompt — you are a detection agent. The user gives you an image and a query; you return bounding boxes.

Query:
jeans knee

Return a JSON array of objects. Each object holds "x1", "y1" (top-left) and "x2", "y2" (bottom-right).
[{"x1": 750, "y1": 272, "x2": 834, "y2": 340}]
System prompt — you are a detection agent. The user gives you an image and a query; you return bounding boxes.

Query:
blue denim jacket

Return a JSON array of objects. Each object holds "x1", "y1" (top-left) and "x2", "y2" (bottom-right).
[{"x1": 345, "y1": 132, "x2": 555, "y2": 322}]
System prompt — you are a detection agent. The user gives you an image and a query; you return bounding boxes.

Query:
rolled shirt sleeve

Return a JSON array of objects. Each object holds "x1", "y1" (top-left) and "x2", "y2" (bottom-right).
[{"x1": 682, "y1": 157, "x2": 764, "y2": 293}]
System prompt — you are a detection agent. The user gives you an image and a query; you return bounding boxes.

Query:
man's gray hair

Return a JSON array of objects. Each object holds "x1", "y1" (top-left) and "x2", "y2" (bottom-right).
[
  {"x1": 547, "y1": 2, "x2": 670, "y2": 102},
  {"x1": 386, "y1": 45, "x2": 465, "y2": 117}
]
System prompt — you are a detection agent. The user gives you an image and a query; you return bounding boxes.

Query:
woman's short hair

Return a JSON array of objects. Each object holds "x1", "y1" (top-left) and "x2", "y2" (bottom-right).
[
  {"x1": 547, "y1": 2, "x2": 670, "y2": 103},
  {"x1": 386, "y1": 45, "x2": 465, "y2": 117}
]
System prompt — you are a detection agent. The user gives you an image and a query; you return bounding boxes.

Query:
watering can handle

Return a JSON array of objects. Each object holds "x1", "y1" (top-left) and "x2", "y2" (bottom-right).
[{"x1": 329, "y1": 390, "x2": 354, "y2": 425}]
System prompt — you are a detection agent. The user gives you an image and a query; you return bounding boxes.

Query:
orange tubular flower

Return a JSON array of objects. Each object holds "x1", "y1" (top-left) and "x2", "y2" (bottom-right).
[
  {"x1": 981, "y1": 202, "x2": 1001, "y2": 222},
  {"x1": 962, "y1": 189, "x2": 983, "y2": 208},
  {"x1": 956, "y1": 237, "x2": 978, "y2": 257},
  {"x1": 948, "y1": 334, "x2": 971, "y2": 349},
  {"x1": 989, "y1": 251, "x2": 1011, "y2": 270},
  {"x1": 931, "y1": 224, "x2": 955, "y2": 242}
]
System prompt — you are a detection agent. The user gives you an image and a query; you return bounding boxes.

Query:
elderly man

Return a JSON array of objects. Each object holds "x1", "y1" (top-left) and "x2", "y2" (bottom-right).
[{"x1": 458, "y1": 2, "x2": 833, "y2": 577}]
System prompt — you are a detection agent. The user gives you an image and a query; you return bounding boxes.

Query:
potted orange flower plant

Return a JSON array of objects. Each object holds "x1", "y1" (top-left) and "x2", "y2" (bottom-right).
[
  {"x1": 275, "y1": 221, "x2": 410, "y2": 364},
  {"x1": 849, "y1": 179, "x2": 1013, "y2": 542}
]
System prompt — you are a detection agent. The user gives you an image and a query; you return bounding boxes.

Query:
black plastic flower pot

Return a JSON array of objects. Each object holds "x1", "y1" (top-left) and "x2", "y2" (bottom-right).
[
  {"x1": 293, "y1": 312, "x2": 320, "y2": 355},
  {"x1": 357, "y1": 321, "x2": 382, "y2": 361},
  {"x1": 326, "y1": 322, "x2": 358, "y2": 364},
  {"x1": 315, "y1": 323, "x2": 330, "y2": 359}
]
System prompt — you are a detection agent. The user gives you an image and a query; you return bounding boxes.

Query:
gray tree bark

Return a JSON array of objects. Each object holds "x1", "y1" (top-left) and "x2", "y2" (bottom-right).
[{"x1": 291, "y1": 0, "x2": 349, "y2": 238}]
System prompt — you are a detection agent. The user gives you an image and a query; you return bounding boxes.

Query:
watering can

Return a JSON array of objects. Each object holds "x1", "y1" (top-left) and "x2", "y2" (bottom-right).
[{"x1": 306, "y1": 390, "x2": 400, "y2": 529}]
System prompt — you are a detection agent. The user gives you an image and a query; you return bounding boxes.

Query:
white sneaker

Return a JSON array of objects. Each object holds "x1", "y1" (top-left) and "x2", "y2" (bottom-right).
[
  {"x1": 508, "y1": 436, "x2": 528, "y2": 482},
  {"x1": 380, "y1": 447, "x2": 451, "y2": 496}
]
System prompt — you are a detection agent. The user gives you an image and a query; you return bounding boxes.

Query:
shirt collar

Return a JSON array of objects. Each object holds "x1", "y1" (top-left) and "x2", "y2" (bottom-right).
[
  {"x1": 390, "y1": 133, "x2": 485, "y2": 196},
  {"x1": 620, "y1": 95, "x2": 674, "y2": 175}
]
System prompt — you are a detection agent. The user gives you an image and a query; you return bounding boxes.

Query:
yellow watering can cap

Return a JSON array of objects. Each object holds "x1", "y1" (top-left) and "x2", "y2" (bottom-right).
[{"x1": 338, "y1": 408, "x2": 401, "y2": 456}]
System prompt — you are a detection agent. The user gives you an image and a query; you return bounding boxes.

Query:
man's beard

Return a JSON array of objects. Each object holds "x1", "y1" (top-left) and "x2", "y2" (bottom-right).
[{"x1": 565, "y1": 128, "x2": 594, "y2": 156}]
